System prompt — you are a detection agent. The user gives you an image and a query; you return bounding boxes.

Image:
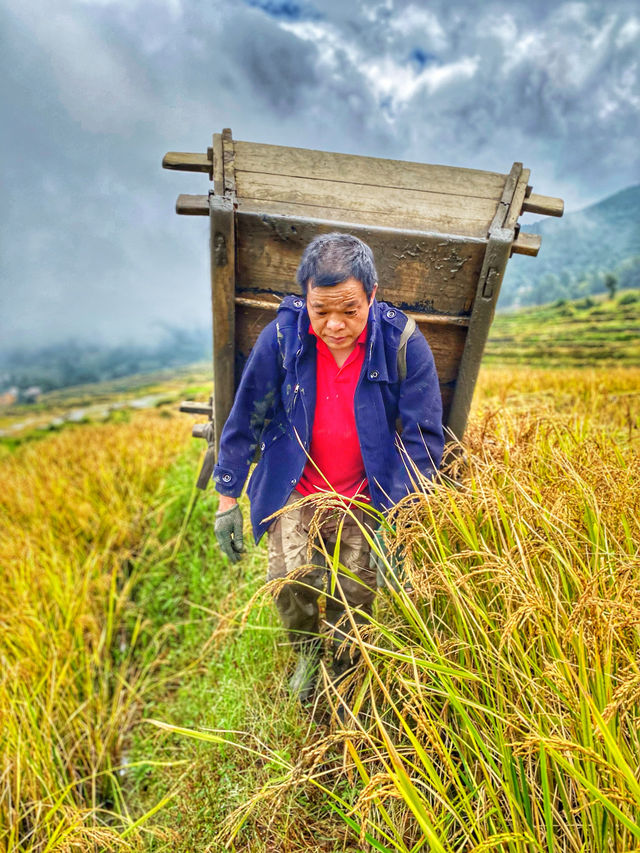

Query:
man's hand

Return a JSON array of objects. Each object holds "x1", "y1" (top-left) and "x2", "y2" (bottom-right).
[{"x1": 215, "y1": 498, "x2": 245, "y2": 564}]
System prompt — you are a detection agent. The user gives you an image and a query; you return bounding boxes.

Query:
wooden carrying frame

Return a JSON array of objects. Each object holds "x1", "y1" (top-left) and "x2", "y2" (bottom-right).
[{"x1": 164, "y1": 129, "x2": 563, "y2": 457}]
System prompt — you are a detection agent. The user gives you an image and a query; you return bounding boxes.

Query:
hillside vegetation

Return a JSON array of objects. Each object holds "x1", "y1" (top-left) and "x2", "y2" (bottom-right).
[
  {"x1": 486, "y1": 289, "x2": 640, "y2": 367},
  {"x1": 500, "y1": 184, "x2": 640, "y2": 308}
]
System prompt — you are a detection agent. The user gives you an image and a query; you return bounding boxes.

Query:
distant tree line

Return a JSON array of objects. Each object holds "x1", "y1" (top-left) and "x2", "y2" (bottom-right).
[
  {"x1": 0, "y1": 326, "x2": 212, "y2": 394},
  {"x1": 500, "y1": 256, "x2": 640, "y2": 309}
]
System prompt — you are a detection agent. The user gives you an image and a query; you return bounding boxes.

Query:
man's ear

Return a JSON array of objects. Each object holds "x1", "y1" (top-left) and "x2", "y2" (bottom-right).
[{"x1": 369, "y1": 283, "x2": 378, "y2": 306}]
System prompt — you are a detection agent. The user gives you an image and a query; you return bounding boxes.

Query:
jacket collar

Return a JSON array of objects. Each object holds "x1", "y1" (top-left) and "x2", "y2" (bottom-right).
[{"x1": 365, "y1": 299, "x2": 389, "y2": 382}]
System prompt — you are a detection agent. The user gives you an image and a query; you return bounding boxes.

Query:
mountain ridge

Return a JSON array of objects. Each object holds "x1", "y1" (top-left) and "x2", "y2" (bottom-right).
[{"x1": 499, "y1": 183, "x2": 640, "y2": 308}]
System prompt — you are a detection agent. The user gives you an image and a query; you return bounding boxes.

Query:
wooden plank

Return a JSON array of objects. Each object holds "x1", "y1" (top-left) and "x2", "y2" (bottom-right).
[
  {"x1": 212, "y1": 133, "x2": 224, "y2": 196},
  {"x1": 523, "y1": 193, "x2": 564, "y2": 216},
  {"x1": 237, "y1": 196, "x2": 490, "y2": 239},
  {"x1": 408, "y1": 311, "x2": 469, "y2": 328},
  {"x1": 176, "y1": 194, "x2": 209, "y2": 215},
  {"x1": 234, "y1": 296, "x2": 466, "y2": 386},
  {"x1": 235, "y1": 211, "x2": 486, "y2": 315},
  {"x1": 489, "y1": 162, "x2": 522, "y2": 230},
  {"x1": 209, "y1": 196, "x2": 236, "y2": 454},
  {"x1": 235, "y1": 171, "x2": 500, "y2": 233},
  {"x1": 162, "y1": 151, "x2": 211, "y2": 173},
  {"x1": 420, "y1": 323, "x2": 467, "y2": 385},
  {"x1": 503, "y1": 167, "x2": 531, "y2": 231},
  {"x1": 222, "y1": 128, "x2": 236, "y2": 197},
  {"x1": 234, "y1": 140, "x2": 507, "y2": 200},
  {"x1": 511, "y1": 232, "x2": 541, "y2": 256},
  {"x1": 447, "y1": 226, "x2": 513, "y2": 440}
]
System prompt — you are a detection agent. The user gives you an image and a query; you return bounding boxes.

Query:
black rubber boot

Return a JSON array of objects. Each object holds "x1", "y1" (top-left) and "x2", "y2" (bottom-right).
[{"x1": 288, "y1": 640, "x2": 322, "y2": 704}]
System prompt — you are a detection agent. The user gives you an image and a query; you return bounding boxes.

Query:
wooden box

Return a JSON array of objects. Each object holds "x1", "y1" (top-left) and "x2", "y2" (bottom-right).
[{"x1": 164, "y1": 129, "x2": 562, "y2": 451}]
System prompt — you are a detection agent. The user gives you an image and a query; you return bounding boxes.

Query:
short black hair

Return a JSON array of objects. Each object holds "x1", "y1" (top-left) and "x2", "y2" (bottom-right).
[{"x1": 296, "y1": 233, "x2": 378, "y2": 297}]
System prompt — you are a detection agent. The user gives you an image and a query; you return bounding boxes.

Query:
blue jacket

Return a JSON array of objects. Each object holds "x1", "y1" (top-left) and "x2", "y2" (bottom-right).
[{"x1": 213, "y1": 295, "x2": 445, "y2": 542}]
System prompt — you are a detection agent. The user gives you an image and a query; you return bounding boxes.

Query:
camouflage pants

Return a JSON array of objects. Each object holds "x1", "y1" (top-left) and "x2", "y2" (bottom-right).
[{"x1": 267, "y1": 492, "x2": 377, "y2": 674}]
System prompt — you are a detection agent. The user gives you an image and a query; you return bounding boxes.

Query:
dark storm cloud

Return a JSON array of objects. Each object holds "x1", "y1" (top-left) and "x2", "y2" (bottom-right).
[
  {"x1": 270, "y1": 0, "x2": 640, "y2": 199},
  {"x1": 243, "y1": 0, "x2": 321, "y2": 21},
  {"x1": 1, "y1": 0, "x2": 638, "y2": 351}
]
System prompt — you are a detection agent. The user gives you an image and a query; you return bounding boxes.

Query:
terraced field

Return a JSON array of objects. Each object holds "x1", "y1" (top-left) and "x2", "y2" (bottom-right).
[{"x1": 486, "y1": 290, "x2": 640, "y2": 366}]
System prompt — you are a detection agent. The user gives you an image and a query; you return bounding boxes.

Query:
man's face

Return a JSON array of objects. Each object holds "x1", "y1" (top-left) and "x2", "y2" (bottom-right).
[{"x1": 306, "y1": 277, "x2": 377, "y2": 358}]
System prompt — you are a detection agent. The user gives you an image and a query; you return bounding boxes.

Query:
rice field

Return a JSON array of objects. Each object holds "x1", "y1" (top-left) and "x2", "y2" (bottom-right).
[
  {"x1": 1, "y1": 364, "x2": 639, "y2": 851},
  {"x1": 0, "y1": 410, "x2": 189, "y2": 850},
  {"x1": 485, "y1": 290, "x2": 640, "y2": 367}
]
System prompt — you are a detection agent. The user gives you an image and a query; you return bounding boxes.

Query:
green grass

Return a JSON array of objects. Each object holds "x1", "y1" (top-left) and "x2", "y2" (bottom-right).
[
  {"x1": 124, "y1": 447, "x2": 364, "y2": 852},
  {"x1": 486, "y1": 289, "x2": 640, "y2": 366}
]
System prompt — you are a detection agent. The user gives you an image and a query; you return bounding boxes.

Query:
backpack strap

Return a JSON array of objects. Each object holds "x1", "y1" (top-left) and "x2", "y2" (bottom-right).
[{"x1": 396, "y1": 315, "x2": 416, "y2": 383}]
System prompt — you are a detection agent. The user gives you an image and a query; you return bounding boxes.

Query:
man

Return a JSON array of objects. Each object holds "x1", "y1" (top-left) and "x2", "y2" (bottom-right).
[{"x1": 213, "y1": 233, "x2": 444, "y2": 702}]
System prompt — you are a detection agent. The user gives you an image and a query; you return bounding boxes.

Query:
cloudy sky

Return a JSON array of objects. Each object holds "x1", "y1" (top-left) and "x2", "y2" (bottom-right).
[{"x1": 1, "y1": 0, "x2": 638, "y2": 351}]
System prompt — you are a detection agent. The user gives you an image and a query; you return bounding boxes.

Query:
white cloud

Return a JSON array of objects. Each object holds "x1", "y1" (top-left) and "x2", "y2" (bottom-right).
[
  {"x1": 363, "y1": 54, "x2": 479, "y2": 106},
  {"x1": 388, "y1": 4, "x2": 447, "y2": 49},
  {"x1": 617, "y1": 16, "x2": 640, "y2": 46},
  {"x1": 282, "y1": 15, "x2": 478, "y2": 112}
]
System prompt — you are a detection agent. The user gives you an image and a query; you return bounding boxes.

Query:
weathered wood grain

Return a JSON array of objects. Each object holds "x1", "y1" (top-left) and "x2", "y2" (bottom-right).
[
  {"x1": 222, "y1": 128, "x2": 236, "y2": 197},
  {"x1": 238, "y1": 197, "x2": 491, "y2": 239},
  {"x1": 234, "y1": 140, "x2": 507, "y2": 199},
  {"x1": 210, "y1": 196, "x2": 236, "y2": 453},
  {"x1": 447, "y1": 226, "x2": 512, "y2": 440},
  {"x1": 235, "y1": 211, "x2": 486, "y2": 315},
  {"x1": 522, "y1": 193, "x2": 564, "y2": 216},
  {"x1": 489, "y1": 162, "x2": 522, "y2": 231},
  {"x1": 176, "y1": 194, "x2": 209, "y2": 215},
  {"x1": 162, "y1": 151, "x2": 211, "y2": 173},
  {"x1": 235, "y1": 171, "x2": 500, "y2": 236},
  {"x1": 212, "y1": 133, "x2": 224, "y2": 196},
  {"x1": 164, "y1": 130, "x2": 565, "y2": 442},
  {"x1": 511, "y1": 232, "x2": 542, "y2": 256},
  {"x1": 503, "y1": 167, "x2": 531, "y2": 231}
]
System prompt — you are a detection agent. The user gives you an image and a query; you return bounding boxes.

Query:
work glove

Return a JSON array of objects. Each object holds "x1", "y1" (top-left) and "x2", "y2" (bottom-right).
[
  {"x1": 370, "y1": 527, "x2": 410, "y2": 593},
  {"x1": 214, "y1": 503, "x2": 245, "y2": 564}
]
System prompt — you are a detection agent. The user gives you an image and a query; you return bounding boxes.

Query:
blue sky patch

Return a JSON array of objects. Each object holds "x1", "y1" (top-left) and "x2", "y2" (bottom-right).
[{"x1": 409, "y1": 47, "x2": 437, "y2": 69}]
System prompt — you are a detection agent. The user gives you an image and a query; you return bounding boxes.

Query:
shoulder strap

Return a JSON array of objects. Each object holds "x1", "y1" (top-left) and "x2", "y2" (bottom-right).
[{"x1": 396, "y1": 316, "x2": 416, "y2": 382}]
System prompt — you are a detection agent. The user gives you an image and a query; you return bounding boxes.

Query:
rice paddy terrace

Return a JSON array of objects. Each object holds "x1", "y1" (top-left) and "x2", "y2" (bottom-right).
[{"x1": 486, "y1": 289, "x2": 640, "y2": 367}]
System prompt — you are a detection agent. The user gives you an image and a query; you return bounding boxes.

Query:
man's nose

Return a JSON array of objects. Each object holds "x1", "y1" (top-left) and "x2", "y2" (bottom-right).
[{"x1": 326, "y1": 315, "x2": 345, "y2": 330}]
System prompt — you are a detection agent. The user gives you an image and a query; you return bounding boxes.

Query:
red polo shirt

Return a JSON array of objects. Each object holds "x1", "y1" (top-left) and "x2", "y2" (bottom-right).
[{"x1": 296, "y1": 325, "x2": 370, "y2": 500}]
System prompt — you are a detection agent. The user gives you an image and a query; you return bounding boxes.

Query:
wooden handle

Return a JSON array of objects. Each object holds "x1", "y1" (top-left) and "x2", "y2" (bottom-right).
[
  {"x1": 162, "y1": 151, "x2": 212, "y2": 174},
  {"x1": 180, "y1": 401, "x2": 214, "y2": 416},
  {"x1": 176, "y1": 194, "x2": 209, "y2": 215},
  {"x1": 522, "y1": 193, "x2": 564, "y2": 217},
  {"x1": 511, "y1": 233, "x2": 542, "y2": 256}
]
